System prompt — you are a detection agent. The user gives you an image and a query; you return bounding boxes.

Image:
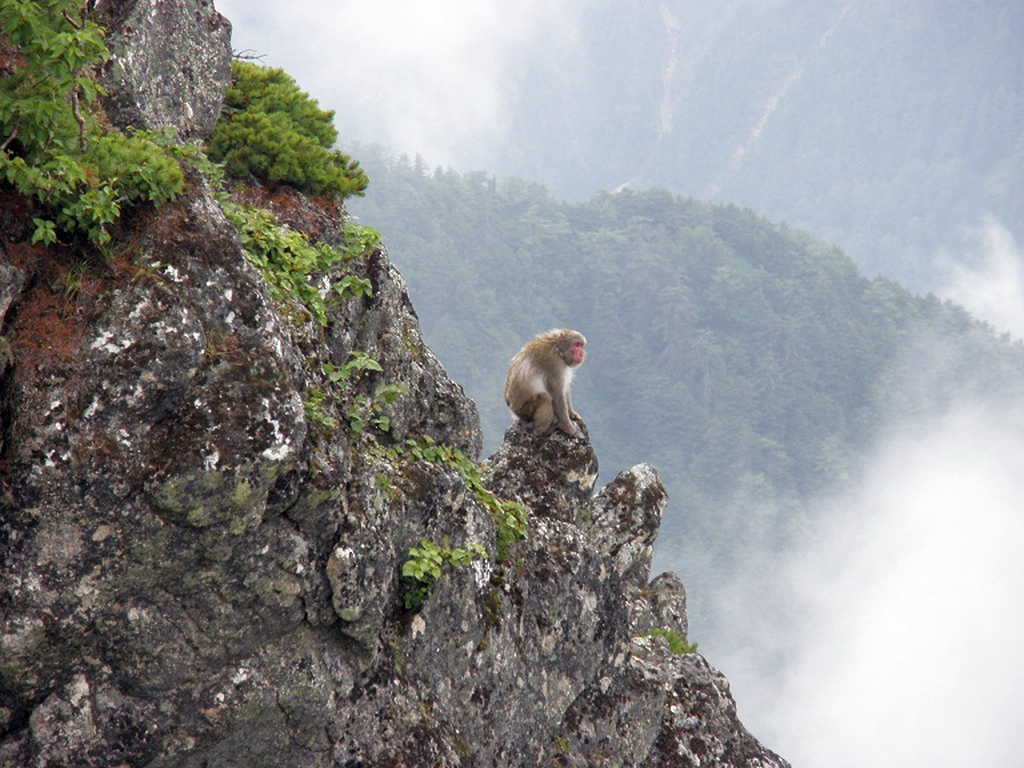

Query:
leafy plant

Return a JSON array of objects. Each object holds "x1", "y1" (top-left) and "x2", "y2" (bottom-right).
[
  {"x1": 335, "y1": 218, "x2": 382, "y2": 262},
  {"x1": 345, "y1": 383, "x2": 407, "y2": 435},
  {"x1": 303, "y1": 387, "x2": 339, "y2": 433},
  {"x1": 402, "y1": 538, "x2": 488, "y2": 610},
  {"x1": 334, "y1": 273, "x2": 374, "y2": 300},
  {"x1": 323, "y1": 350, "x2": 383, "y2": 384},
  {"x1": 309, "y1": 352, "x2": 408, "y2": 438},
  {"x1": 224, "y1": 203, "x2": 376, "y2": 326},
  {"x1": 403, "y1": 437, "x2": 528, "y2": 561},
  {"x1": 0, "y1": 0, "x2": 184, "y2": 245},
  {"x1": 639, "y1": 627, "x2": 698, "y2": 654},
  {"x1": 208, "y1": 61, "x2": 368, "y2": 199}
]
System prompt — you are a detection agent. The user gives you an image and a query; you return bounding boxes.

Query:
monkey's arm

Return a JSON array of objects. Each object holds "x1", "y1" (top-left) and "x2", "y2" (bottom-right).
[
  {"x1": 565, "y1": 389, "x2": 584, "y2": 424},
  {"x1": 552, "y1": 387, "x2": 581, "y2": 437}
]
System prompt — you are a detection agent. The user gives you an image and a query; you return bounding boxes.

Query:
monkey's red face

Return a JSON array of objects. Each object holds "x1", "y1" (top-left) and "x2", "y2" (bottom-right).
[{"x1": 570, "y1": 339, "x2": 586, "y2": 366}]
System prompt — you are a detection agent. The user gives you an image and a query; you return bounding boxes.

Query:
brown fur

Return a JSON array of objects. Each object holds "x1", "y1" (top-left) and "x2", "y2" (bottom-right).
[{"x1": 504, "y1": 329, "x2": 586, "y2": 437}]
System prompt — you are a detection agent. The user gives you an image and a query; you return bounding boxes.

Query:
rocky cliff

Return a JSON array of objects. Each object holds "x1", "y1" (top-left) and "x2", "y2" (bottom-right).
[{"x1": 0, "y1": 2, "x2": 791, "y2": 766}]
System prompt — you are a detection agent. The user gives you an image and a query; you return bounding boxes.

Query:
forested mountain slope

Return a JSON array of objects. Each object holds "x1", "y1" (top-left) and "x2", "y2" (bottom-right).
[
  {"x1": 349, "y1": 149, "x2": 1024, "y2": 625},
  {"x1": 474, "y1": 1, "x2": 1024, "y2": 290}
]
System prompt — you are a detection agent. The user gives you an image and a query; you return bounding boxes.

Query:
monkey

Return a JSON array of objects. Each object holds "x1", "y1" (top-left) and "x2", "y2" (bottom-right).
[{"x1": 504, "y1": 329, "x2": 587, "y2": 437}]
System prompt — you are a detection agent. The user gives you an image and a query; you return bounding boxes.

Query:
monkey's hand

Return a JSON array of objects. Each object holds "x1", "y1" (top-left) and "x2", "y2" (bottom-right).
[
  {"x1": 560, "y1": 422, "x2": 582, "y2": 438},
  {"x1": 558, "y1": 412, "x2": 585, "y2": 438}
]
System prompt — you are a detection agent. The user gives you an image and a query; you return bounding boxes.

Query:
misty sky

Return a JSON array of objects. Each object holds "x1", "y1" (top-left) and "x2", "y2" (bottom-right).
[
  {"x1": 215, "y1": 0, "x2": 582, "y2": 171},
  {"x1": 938, "y1": 220, "x2": 1024, "y2": 341},
  {"x1": 214, "y1": 3, "x2": 1024, "y2": 765}
]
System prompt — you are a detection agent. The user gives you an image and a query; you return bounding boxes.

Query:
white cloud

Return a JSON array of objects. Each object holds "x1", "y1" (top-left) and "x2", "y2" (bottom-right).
[
  {"x1": 723, "y1": 224, "x2": 1024, "y2": 767},
  {"x1": 215, "y1": 0, "x2": 583, "y2": 169},
  {"x1": 762, "y1": 403, "x2": 1024, "y2": 768},
  {"x1": 936, "y1": 217, "x2": 1024, "y2": 340}
]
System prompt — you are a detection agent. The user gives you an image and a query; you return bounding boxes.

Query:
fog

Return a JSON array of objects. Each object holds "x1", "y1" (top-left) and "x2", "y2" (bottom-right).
[
  {"x1": 937, "y1": 219, "x2": 1024, "y2": 341},
  {"x1": 711, "y1": 221, "x2": 1024, "y2": 766},
  {"x1": 732, "y1": 403, "x2": 1024, "y2": 766},
  {"x1": 214, "y1": 0, "x2": 582, "y2": 171}
]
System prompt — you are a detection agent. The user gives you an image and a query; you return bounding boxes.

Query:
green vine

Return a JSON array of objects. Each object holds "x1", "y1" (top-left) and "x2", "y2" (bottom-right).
[
  {"x1": 401, "y1": 539, "x2": 488, "y2": 610},
  {"x1": 324, "y1": 352, "x2": 407, "y2": 435},
  {"x1": 396, "y1": 437, "x2": 529, "y2": 562},
  {"x1": 303, "y1": 387, "x2": 338, "y2": 433},
  {"x1": 638, "y1": 627, "x2": 698, "y2": 654},
  {"x1": 304, "y1": 352, "x2": 408, "y2": 443}
]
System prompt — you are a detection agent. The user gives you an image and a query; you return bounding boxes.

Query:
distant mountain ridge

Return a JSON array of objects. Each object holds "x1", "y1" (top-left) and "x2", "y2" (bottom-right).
[{"x1": 447, "y1": 1, "x2": 1024, "y2": 290}]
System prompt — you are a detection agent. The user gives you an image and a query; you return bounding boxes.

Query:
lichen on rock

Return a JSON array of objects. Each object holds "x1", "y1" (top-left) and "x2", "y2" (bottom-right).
[{"x1": 98, "y1": 0, "x2": 234, "y2": 142}]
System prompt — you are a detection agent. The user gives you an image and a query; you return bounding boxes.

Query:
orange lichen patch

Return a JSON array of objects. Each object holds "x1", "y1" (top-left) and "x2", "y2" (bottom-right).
[
  {"x1": 69, "y1": 426, "x2": 127, "y2": 472},
  {"x1": 2, "y1": 235, "x2": 106, "y2": 390},
  {"x1": 232, "y1": 183, "x2": 344, "y2": 242},
  {"x1": 8, "y1": 278, "x2": 90, "y2": 377}
]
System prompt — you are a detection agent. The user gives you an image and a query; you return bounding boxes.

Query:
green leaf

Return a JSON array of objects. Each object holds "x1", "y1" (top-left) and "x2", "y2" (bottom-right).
[{"x1": 30, "y1": 218, "x2": 57, "y2": 246}]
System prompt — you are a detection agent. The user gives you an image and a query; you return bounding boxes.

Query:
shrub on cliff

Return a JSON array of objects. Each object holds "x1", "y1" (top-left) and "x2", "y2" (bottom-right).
[
  {"x1": 0, "y1": 0, "x2": 185, "y2": 246},
  {"x1": 208, "y1": 60, "x2": 368, "y2": 200}
]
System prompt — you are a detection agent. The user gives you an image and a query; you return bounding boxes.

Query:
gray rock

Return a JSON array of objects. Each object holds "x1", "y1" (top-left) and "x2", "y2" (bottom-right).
[
  {"x1": 0, "y1": 261, "x2": 22, "y2": 454},
  {"x1": 0, "y1": 261, "x2": 23, "y2": 323},
  {"x1": 557, "y1": 639, "x2": 791, "y2": 768},
  {"x1": 590, "y1": 462, "x2": 666, "y2": 586},
  {"x1": 0, "y1": 174, "x2": 789, "y2": 766},
  {"x1": 485, "y1": 421, "x2": 600, "y2": 523},
  {"x1": 98, "y1": 0, "x2": 233, "y2": 141}
]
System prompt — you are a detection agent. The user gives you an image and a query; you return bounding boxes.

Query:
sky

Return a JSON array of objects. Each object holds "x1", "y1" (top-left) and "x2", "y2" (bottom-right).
[
  {"x1": 214, "y1": 0, "x2": 582, "y2": 171},
  {"x1": 214, "y1": 2, "x2": 1024, "y2": 764}
]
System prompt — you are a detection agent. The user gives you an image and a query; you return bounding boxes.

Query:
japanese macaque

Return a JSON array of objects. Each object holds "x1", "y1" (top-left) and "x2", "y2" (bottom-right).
[{"x1": 504, "y1": 329, "x2": 587, "y2": 437}]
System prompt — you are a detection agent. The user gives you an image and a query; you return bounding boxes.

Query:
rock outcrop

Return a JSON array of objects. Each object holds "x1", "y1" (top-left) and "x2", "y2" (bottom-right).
[
  {"x1": 0, "y1": 2, "x2": 790, "y2": 766},
  {"x1": 98, "y1": 0, "x2": 233, "y2": 141},
  {"x1": 0, "y1": 187, "x2": 789, "y2": 765}
]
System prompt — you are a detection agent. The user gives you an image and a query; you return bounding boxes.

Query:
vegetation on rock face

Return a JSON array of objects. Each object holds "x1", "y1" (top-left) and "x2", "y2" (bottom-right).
[
  {"x1": 374, "y1": 434, "x2": 529, "y2": 611},
  {"x1": 399, "y1": 436, "x2": 529, "y2": 561},
  {"x1": 0, "y1": 0, "x2": 185, "y2": 245},
  {"x1": 208, "y1": 60, "x2": 369, "y2": 199},
  {"x1": 401, "y1": 538, "x2": 488, "y2": 609},
  {"x1": 640, "y1": 627, "x2": 698, "y2": 655},
  {"x1": 304, "y1": 352, "x2": 409, "y2": 441},
  {"x1": 224, "y1": 202, "x2": 378, "y2": 326},
  {"x1": 1, "y1": 4, "x2": 367, "y2": 248}
]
